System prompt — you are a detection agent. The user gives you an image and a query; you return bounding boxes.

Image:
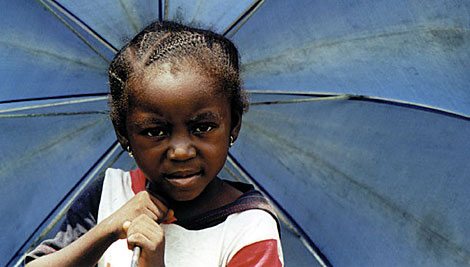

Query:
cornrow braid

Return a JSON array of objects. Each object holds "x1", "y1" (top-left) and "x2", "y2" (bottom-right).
[
  {"x1": 145, "y1": 33, "x2": 206, "y2": 66},
  {"x1": 108, "y1": 21, "x2": 247, "y2": 137}
]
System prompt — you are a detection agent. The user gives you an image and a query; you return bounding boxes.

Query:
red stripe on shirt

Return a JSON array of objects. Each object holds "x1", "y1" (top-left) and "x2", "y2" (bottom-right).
[
  {"x1": 130, "y1": 169, "x2": 146, "y2": 194},
  {"x1": 228, "y1": 239, "x2": 282, "y2": 267}
]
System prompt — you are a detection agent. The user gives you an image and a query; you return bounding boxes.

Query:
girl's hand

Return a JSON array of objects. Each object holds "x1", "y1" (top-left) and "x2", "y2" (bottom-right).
[
  {"x1": 102, "y1": 190, "x2": 175, "y2": 266},
  {"x1": 123, "y1": 216, "x2": 165, "y2": 267},
  {"x1": 103, "y1": 190, "x2": 173, "y2": 239}
]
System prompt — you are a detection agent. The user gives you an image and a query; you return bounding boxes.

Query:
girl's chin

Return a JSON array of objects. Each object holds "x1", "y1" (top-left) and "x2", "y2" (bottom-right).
[
  {"x1": 148, "y1": 178, "x2": 202, "y2": 201},
  {"x1": 164, "y1": 175, "x2": 217, "y2": 202},
  {"x1": 167, "y1": 192, "x2": 202, "y2": 203}
]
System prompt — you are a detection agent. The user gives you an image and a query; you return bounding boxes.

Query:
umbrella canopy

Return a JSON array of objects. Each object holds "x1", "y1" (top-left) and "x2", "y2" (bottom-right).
[{"x1": 1, "y1": 0, "x2": 469, "y2": 266}]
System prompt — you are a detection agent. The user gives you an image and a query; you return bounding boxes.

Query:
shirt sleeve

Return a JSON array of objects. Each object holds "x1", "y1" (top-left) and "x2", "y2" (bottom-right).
[
  {"x1": 223, "y1": 209, "x2": 284, "y2": 267},
  {"x1": 227, "y1": 239, "x2": 283, "y2": 267},
  {"x1": 24, "y1": 176, "x2": 104, "y2": 263}
]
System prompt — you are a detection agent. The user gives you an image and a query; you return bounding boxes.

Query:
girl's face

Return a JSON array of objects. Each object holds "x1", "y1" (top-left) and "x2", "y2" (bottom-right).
[{"x1": 123, "y1": 65, "x2": 240, "y2": 202}]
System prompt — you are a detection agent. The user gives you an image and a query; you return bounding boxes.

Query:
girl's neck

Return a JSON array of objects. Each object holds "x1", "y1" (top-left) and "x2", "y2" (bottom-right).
[{"x1": 169, "y1": 177, "x2": 243, "y2": 221}]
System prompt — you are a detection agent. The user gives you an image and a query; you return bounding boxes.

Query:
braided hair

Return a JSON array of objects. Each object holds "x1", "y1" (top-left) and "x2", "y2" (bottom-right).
[{"x1": 108, "y1": 21, "x2": 248, "y2": 136}]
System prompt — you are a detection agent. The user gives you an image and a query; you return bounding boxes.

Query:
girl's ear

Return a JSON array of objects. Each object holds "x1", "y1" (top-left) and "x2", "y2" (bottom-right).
[{"x1": 230, "y1": 111, "x2": 242, "y2": 142}]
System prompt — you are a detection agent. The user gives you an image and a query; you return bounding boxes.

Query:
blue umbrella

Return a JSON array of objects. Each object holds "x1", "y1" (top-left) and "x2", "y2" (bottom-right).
[{"x1": 1, "y1": 0, "x2": 469, "y2": 266}]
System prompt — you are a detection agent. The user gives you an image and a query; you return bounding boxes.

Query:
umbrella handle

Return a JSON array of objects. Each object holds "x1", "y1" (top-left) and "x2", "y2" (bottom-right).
[{"x1": 130, "y1": 246, "x2": 141, "y2": 267}]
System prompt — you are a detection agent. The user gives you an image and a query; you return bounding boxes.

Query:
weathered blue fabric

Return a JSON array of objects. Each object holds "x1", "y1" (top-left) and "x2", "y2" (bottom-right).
[{"x1": 1, "y1": 0, "x2": 469, "y2": 266}]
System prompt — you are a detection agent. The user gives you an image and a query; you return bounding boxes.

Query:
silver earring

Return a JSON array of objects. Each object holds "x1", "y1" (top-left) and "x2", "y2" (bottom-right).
[
  {"x1": 127, "y1": 146, "x2": 134, "y2": 158},
  {"x1": 229, "y1": 136, "x2": 234, "y2": 148}
]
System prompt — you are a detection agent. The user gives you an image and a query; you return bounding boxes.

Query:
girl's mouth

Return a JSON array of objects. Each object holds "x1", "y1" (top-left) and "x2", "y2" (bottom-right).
[
  {"x1": 165, "y1": 170, "x2": 202, "y2": 179},
  {"x1": 164, "y1": 171, "x2": 203, "y2": 187}
]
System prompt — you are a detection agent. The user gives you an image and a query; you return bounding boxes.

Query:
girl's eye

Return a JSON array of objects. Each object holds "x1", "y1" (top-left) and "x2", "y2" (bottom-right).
[
  {"x1": 144, "y1": 128, "x2": 167, "y2": 137},
  {"x1": 193, "y1": 124, "x2": 215, "y2": 134}
]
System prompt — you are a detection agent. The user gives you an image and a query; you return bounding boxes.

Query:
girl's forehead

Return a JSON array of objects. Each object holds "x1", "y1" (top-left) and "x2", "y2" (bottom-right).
[{"x1": 128, "y1": 66, "x2": 228, "y2": 109}]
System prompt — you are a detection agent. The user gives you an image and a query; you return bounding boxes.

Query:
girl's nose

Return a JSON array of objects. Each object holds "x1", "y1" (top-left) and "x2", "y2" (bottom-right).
[{"x1": 167, "y1": 137, "x2": 196, "y2": 161}]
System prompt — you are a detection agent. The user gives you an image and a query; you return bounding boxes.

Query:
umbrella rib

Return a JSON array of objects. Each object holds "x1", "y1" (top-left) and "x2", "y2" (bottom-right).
[
  {"x1": 350, "y1": 95, "x2": 470, "y2": 120},
  {"x1": 0, "y1": 93, "x2": 109, "y2": 105},
  {"x1": 46, "y1": 0, "x2": 118, "y2": 53},
  {"x1": 0, "y1": 96, "x2": 108, "y2": 114},
  {"x1": 222, "y1": 0, "x2": 266, "y2": 38},
  {"x1": 164, "y1": 0, "x2": 170, "y2": 20},
  {"x1": 37, "y1": 0, "x2": 116, "y2": 62},
  {"x1": 9, "y1": 142, "x2": 123, "y2": 267},
  {"x1": 246, "y1": 90, "x2": 345, "y2": 96},
  {"x1": 0, "y1": 111, "x2": 108, "y2": 118},
  {"x1": 226, "y1": 154, "x2": 332, "y2": 267},
  {"x1": 246, "y1": 90, "x2": 470, "y2": 120},
  {"x1": 250, "y1": 95, "x2": 350, "y2": 106}
]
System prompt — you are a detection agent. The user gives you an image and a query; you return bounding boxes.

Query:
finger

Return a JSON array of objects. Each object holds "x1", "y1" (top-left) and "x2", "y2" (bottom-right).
[
  {"x1": 127, "y1": 232, "x2": 153, "y2": 251},
  {"x1": 126, "y1": 216, "x2": 164, "y2": 251},
  {"x1": 127, "y1": 214, "x2": 162, "y2": 236},
  {"x1": 132, "y1": 224, "x2": 163, "y2": 245},
  {"x1": 146, "y1": 190, "x2": 170, "y2": 213},
  {"x1": 122, "y1": 221, "x2": 131, "y2": 232},
  {"x1": 115, "y1": 220, "x2": 132, "y2": 239},
  {"x1": 128, "y1": 228, "x2": 164, "y2": 251},
  {"x1": 135, "y1": 191, "x2": 168, "y2": 220},
  {"x1": 127, "y1": 217, "x2": 161, "y2": 238}
]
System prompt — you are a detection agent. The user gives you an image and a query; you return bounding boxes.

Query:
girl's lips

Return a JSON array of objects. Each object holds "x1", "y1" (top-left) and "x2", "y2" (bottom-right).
[
  {"x1": 165, "y1": 170, "x2": 202, "y2": 179},
  {"x1": 164, "y1": 171, "x2": 202, "y2": 187}
]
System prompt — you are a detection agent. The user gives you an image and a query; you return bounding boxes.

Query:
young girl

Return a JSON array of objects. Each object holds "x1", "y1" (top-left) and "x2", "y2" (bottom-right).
[{"x1": 25, "y1": 21, "x2": 283, "y2": 267}]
